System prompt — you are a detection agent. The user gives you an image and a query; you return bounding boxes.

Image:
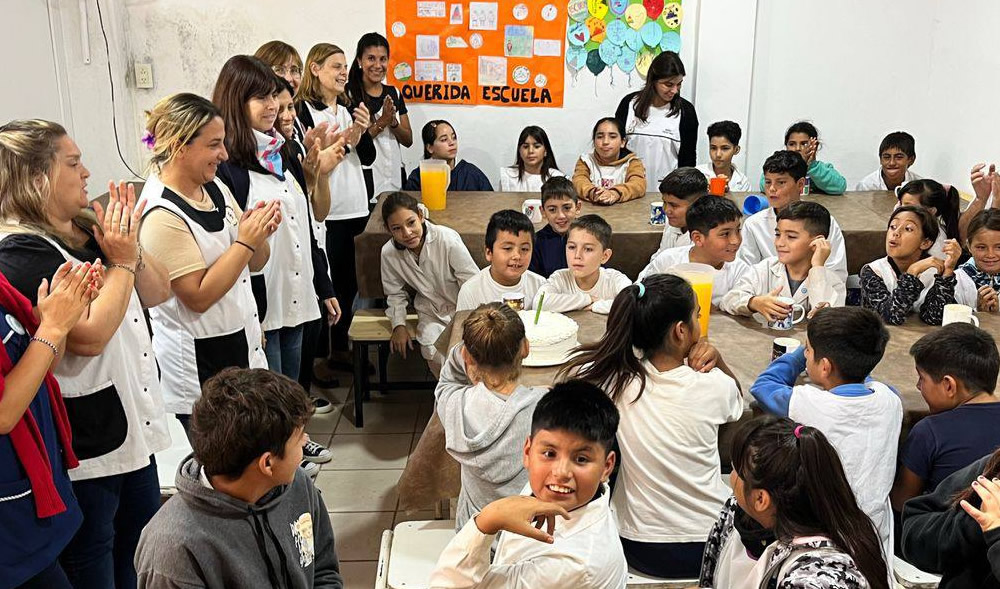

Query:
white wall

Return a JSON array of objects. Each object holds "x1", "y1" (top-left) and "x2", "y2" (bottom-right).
[{"x1": 2, "y1": 0, "x2": 65, "y2": 123}]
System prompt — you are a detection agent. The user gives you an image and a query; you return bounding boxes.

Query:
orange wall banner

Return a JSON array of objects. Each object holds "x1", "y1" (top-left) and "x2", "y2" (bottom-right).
[{"x1": 386, "y1": 1, "x2": 568, "y2": 107}]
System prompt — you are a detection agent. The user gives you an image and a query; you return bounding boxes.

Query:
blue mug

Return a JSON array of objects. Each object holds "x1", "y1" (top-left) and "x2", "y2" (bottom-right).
[{"x1": 743, "y1": 194, "x2": 768, "y2": 216}]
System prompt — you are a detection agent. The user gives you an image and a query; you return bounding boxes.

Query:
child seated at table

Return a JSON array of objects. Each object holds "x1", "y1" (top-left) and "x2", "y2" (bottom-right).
[
  {"x1": 404, "y1": 119, "x2": 493, "y2": 191},
  {"x1": 650, "y1": 167, "x2": 708, "y2": 260},
  {"x1": 135, "y1": 368, "x2": 344, "y2": 588},
  {"x1": 430, "y1": 381, "x2": 627, "y2": 588},
  {"x1": 458, "y1": 210, "x2": 546, "y2": 311},
  {"x1": 860, "y1": 205, "x2": 976, "y2": 326},
  {"x1": 534, "y1": 214, "x2": 632, "y2": 315},
  {"x1": 890, "y1": 323, "x2": 1000, "y2": 513},
  {"x1": 897, "y1": 179, "x2": 961, "y2": 258},
  {"x1": 758, "y1": 121, "x2": 847, "y2": 195},
  {"x1": 740, "y1": 149, "x2": 848, "y2": 281},
  {"x1": 720, "y1": 201, "x2": 845, "y2": 319},
  {"x1": 639, "y1": 196, "x2": 750, "y2": 306},
  {"x1": 573, "y1": 117, "x2": 647, "y2": 205},
  {"x1": 498, "y1": 125, "x2": 565, "y2": 191},
  {"x1": 697, "y1": 120, "x2": 752, "y2": 192},
  {"x1": 855, "y1": 131, "x2": 921, "y2": 192},
  {"x1": 750, "y1": 306, "x2": 901, "y2": 561},
  {"x1": 380, "y1": 192, "x2": 479, "y2": 367},
  {"x1": 436, "y1": 303, "x2": 548, "y2": 530},
  {"x1": 563, "y1": 274, "x2": 742, "y2": 579},
  {"x1": 529, "y1": 177, "x2": 582, "y2": 278},
  {"x1": 959, "y1": 208, "x2": 1000, "y2": 312}
]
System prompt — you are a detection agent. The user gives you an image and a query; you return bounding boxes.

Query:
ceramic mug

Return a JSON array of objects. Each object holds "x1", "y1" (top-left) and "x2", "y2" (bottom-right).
[
  {"x1": 768, "y1": 297, "x2": 806, "y2": 330},
  {"x1": 772, "y1": 336, "x2": 802, "y2": 361},
  {"x1": 942, "y1": 304, "x2": 979, "y2": 326},
  {"x1": 503, "y1": 292, "x2": 525, "y2": 311},
  {"x1": 650, "y1": 201, "x2": 666, "y2": 225},
  {"x1": 521, "y1": 199, "x2": 543, "y2": 223}
]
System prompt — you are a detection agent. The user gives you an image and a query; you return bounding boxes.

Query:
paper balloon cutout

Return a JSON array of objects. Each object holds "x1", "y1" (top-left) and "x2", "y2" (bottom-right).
[
  {"x1": 609, "y1": 0, "x2": 628, "y2": 15},
  {"x1": 640, "y1": 21, "x2": 662, "y2": 47},
  {"x1": 586, "y1": 49, "x2": 606, "y2": 75},
  {"x1": 598, "y1": 40, "x2": 622, "y2": 65},
  {"x1": 624, "y1": 4, "x2": 647, "y2": 30},
  {"x1": 567, "y1": 0, "x2": 589, "y2": 22},
  {"x1": 660, "y1": 30, "x2": 681, "y2": 52},
  {"x1": 605, "y1": 19, "x2": 627, "y2": 46},
  {"x1": 617, "y1": 48, "x2": 637, "y2": 73},
  {"x1": 662, "y1": 2, "x2": 682, "y2": 29},
  {"x1": 566, "y1": 45, "x2": 588, "y2": 70},
  {"x1": 643, "y1": 0, "x2": 664, "y2": 20},
  {"x1": 567, "y1": 21, "x2": 590, "y2": 46},
  {"x1": 636, "y1": 48, "x2": 655, "y2": 76},
  {"x1": 587, "y1": 0, "x2": 609, "y2": 20},
  {"x1": 624, "y1": 28, "x2": 643, "y2": 52},
  {"x1": 586, "y1": 16, "x2": 607, "y2": 43}
]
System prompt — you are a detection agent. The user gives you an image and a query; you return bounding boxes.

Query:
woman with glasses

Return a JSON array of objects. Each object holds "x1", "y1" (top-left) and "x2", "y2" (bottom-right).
[{"x1": 255, "y1": 41, "x2": 306, "y2": 141}]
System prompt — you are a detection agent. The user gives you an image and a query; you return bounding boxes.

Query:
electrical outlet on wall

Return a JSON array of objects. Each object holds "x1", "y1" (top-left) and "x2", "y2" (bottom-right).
[{"x1": 134, "y1": 62, "x2": 154, "y2": 89}]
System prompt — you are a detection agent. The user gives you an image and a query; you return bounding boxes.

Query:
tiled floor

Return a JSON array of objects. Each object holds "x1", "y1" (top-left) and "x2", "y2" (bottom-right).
[{"x1": 308, "y1": 353, "x2": 437, "y2": 589}]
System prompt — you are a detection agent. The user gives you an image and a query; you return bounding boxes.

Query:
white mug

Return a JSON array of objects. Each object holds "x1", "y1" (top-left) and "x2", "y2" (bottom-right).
[
  {"x1": 768, "y1": 297, "x2": 806, "y2": 330},
  {"x1": 942, "y1": 304, "x2": 979, "y2": 326},
  {"x1": 772, "y1": 336, "x2": 802, "y2": 361},
  {"x1": 521, "y1": 199, "x2": 543, "y2": 223}
]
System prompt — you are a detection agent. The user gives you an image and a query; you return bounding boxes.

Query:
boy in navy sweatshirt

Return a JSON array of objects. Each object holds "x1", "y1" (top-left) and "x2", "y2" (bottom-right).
[{"x1": 529, "y1": 177, "x2": 581, "y2": 278}]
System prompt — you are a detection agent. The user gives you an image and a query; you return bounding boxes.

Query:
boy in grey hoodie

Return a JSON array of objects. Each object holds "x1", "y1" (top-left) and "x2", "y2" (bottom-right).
[
  {"x1": 134, "y1": 368, "x2": 343, "y2": 589},
  {"x1": 438, "y1": 303, "x2": 549, "y2": 530}
]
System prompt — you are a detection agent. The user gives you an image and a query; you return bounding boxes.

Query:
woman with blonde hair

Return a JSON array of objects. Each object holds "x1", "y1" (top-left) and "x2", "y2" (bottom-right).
[
  {"x1": 255, "y1": 39, "x2": 304, "y2": 94},
  {"x1": 0, "y1": 119, "x2": 172, "y2": 588}
]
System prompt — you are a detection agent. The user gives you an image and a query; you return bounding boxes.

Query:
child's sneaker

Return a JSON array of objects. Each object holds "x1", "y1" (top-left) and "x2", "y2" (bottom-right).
[
  {"x1": 303, "y1": 438, "x2": 334, "y2": 464},
  {"x1": 311, "y1": 395, "x2": 334, "y2": 414},
  {"x1": 300, "y1": 460, "x2": 320, "y2": 478}
]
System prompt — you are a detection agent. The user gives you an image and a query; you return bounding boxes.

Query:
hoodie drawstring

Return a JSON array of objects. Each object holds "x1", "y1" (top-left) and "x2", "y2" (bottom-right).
[
  {"x1": 262, "y1": 509, "x2": 295, "y2": 589},
  {"x1": 249, "y1": 507, "x2": 282, "y2": 588}
]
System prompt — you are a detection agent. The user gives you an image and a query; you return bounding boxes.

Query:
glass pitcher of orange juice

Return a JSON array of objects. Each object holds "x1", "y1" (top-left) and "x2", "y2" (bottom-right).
[
  {"x1": 670, "y1": 263, "x2": 716, "y2": 337},
  {"x1": 419, "y1": 160, "x2": 451, "y2": 210}
]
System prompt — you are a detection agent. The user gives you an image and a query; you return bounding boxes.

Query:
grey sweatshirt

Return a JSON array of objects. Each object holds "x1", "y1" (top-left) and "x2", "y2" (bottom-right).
[
  {"x1": 135, "y1": 455, "x2": 343, "y2": 589},
  {"x1": 436, "y1": 343, "x2": 549, "y2": 530}
]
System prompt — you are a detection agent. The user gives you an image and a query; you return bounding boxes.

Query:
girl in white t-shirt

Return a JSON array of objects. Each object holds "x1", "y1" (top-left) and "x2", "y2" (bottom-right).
[
  {"x1": 498, "y1": 126, "x2": 564, "y2": 191},
  {"x1": 562, "y1": 273, "x2": 743, "y2": 579}
]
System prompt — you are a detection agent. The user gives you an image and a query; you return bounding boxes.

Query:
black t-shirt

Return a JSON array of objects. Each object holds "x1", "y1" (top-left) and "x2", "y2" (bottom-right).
[
  {"x1": 361, "y1": 85, "x2": 408, "y2": 122},
  {"x1": 0, "y1": 231, "x2": 102, "y2": 305}
]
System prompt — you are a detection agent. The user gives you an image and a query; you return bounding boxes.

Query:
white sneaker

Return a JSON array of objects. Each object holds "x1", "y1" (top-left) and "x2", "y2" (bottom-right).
[
  {"x1": 300, "y1": 460, "x2": 320, "y2": 478},
  {"x1": 311, "y1": 395, "x2": 334, "y2": 414},
  {"x1": 302, "y1": 439, "x2": 333, "y2": 464}
]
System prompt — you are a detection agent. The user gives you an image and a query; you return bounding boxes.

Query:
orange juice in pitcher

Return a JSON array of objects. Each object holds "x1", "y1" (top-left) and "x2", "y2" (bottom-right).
[
  {"x1": 671, "y1": 263, "x2": 716, "y2": 337},
  {"x1": 419, "y1": 160, "x2": 451, "y2": 210}
]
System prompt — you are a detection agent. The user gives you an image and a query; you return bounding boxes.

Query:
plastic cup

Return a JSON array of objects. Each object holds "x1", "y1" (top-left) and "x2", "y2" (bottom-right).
[{"x1": 670, "y1": 262, "x2": 716, "y2": 336}]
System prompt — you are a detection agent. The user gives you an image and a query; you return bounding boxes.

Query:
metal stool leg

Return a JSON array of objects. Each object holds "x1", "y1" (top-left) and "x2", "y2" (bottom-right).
[
  {"x1": 378, "y1": 342, "x2": 390, "y2": 391},
  {"x1": 353, "y1": 342, "x2": 366, "y2": 427}
]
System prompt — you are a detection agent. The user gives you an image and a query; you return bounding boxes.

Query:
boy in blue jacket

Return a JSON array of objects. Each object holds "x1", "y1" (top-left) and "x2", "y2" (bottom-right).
[{"x1": 529, "y1": 177, "x2": 582, "y2": 278}]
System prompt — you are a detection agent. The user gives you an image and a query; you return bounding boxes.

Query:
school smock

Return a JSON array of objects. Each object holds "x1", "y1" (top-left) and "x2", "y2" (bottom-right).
[
  {"x1": 698, "y1": 497, "x2": 763, "y2": 589},
  {"x1": 696, "y1": 163, "x2": 752, "y2": 192},
  {"x1": 650, "y1": 224, "x2": 692, "y2": 262},
  {"x1": 534, "y1": 267, "x2": 633, "y2": 314},
  {"x1": 615, "y1": 91, "x2": 698, "y2": 185},
  {"x1": 612, "y1": 360, "x2": 743, "y2": 543},
  {"x1": 638, "y1": 245, "x2": 751, "y2": 305},
  {"x1": 404, "y1": 159, "x2": 494, "y2": 191},
  {"x1": 855, "y1": 167, "x2": 921, "y2": 191},
  {"x1": 860, "y1": 256, "x2": 977, "y2": 325},
  {"x1": 718, "y1": 256, "x2": 846, "y2": 316},
  {"x1": 298, "y1": 100, "x2": 371, "y2": 221},
  {"x1": 381, "y1": 221, "x2": 479, "y2": 348},
  {"x1": 497, "y1": 167, "x2": 565, "y2": 192},
  {"x1": 139, "y1": 176, "x2": 267, "y2": 415},
  {"x1": 0, "y1": 229, "x2": 169, "y2": 481},
  {"x1": 751, "y1": 347, "x2": 902, "y2": 562},
  {"x1": 573, "y1": 151, "x2": 647, "y2": 203},
  {"x1": 361, "y1": 85, "x2": 408, "y2": 194},
  {"x1": 456, "y1": 266, "x2": 547, "y2": 312},
  {"x1": 429, "y1": 483, "x2": 628, "y2": 588},
  {"x1": 959, "y1": 257, "x2": 1000, "y2": 291},
  {"x1": 757, "y1": 161, "x2": 847, "y2": 196},
  {"x1": 527, "y1": 224, "x2": 568, "y2": 278},
  {"x1": 738, "y1": 207, "x2": 848, "y2": 282}
]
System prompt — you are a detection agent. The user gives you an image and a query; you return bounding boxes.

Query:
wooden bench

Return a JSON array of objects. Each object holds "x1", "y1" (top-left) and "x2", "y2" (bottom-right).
[{"x1": 347, "y1": 309, "x2": 435, "y2": 427}]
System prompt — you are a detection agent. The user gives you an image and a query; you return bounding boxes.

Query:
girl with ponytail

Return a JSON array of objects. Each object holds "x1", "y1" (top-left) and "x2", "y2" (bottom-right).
[
  {"x1": 701, "y1": 416, "x2": 889, "y2": 589},
  {"x1": 561, "y1": 273, "x2": 743, "y2": 579}
]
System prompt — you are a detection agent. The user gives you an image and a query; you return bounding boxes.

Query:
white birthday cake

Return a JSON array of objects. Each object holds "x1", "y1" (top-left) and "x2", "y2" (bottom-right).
[{"x1": 518, "y1": 311, "x2": 580, "y2": 367}]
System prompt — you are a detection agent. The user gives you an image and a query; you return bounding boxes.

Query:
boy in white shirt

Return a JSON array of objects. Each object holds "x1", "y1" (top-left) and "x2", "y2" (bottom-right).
[
  {"x1": 696, "y1": 120, "x2": 752, "y2": 192},
  {"x1": 720, "y1": 201, "x2": 846, "y2": 319},
  {"x1": 430, "y1": 381, "x2": 627, "y2": 589},
  {"x1": 457, "y1": 210, "x2": 546, "y2": 311},
  {"x1": 855, "y1": 131, "x2": 921, "y2": 192},
  {"x1": 639, "y1": 196, "x2": 750, "y2": 305},
  {"x1": 535, "y1": 215, "x2": 632, "y2": 314},
  {"x1": 738, "y1": 150, "x2": 849, "y2": 282},
  {"x1": 650, "y1": 167, "x2": 708, "y2": 261},
  {"x1": 750, "y1": 307, "x2": 902, "y2": 562}
]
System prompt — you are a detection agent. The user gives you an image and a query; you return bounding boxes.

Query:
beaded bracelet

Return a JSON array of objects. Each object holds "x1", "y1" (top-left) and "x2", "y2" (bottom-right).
[
  {"x1": 109, "y1": 263, "x2": 137, "y2": 276},
  {"x1": 31, "y1": 336, "x2": 59, "y2": 358}
]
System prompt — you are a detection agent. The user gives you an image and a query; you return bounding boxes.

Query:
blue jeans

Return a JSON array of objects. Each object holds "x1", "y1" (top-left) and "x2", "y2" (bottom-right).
[
  {"x1": 265, "y1": 324, "x2": 305, "y2": 381},
  {"x1": 16, "y1": 561, "x2": 72, "y2": 589},
  {"x1": 60, "y1": 457, "x2": 160, "y2": 589}
]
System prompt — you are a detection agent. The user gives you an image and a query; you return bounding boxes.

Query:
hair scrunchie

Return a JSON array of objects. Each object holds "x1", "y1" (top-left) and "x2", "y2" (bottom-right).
[{"x1": 636, "y1": 282, "x2": 646, "y2": 299}]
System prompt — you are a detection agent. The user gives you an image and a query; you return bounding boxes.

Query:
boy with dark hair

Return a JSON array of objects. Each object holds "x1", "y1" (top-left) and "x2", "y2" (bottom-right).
[
  {"x1": 891, "y1": 323, "x2": 1000, "y2": 510},
  {"x1": 430, "y1": 380, "x2": 627, "y2": 588},
  {"x1": 651, "y1": 167, "x2": 709, "y2": 260},
  {"x1": 437, "y1": 303, "x2": 548, "y2": 530},
  {"x1": 720, "y1": 200, "x2": 845, "y2": 319},
  {"x1": 738, "y1": 150, "x2": 849, "y2": 282},
  {"x1": 697, "y1": 120, "x2": 752, "y2": 192},
  {"x1": 751, "y1": 306, "x2": 902, "y2": 561},
  {"x1": 529, "y1": 177, "x2": 582, "y2": 278},
  {"x1": 856, "y1": 131, "x2": 921, "y2": 192},
  {"x1": 458, "y1": 209, "x2": 546, "y2": 311},
  {"x1": 135, "y1": 368, "x2": 343, "y2": 589},
  {"x1": 639, "y1": 196, "x2": 750, "y2": 304},
  {"x1": 535, "y1": 214, "x2": 631, "y2": 314}
]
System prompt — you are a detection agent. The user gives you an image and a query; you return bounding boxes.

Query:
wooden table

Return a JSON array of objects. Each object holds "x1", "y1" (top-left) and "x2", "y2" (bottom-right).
[{"x1": 355, "y1": 190, "x2": 897, "y2": 299}]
